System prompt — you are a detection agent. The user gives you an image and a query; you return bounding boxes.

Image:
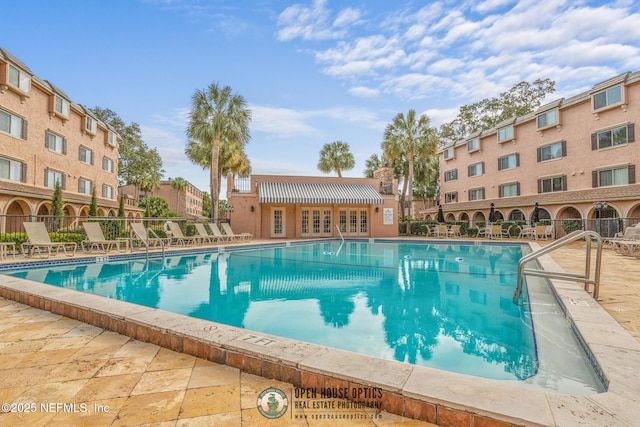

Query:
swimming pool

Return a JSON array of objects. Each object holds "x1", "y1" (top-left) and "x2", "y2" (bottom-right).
[{"x1": 4, "y1": 240, "x2": 603, "y2": 393}]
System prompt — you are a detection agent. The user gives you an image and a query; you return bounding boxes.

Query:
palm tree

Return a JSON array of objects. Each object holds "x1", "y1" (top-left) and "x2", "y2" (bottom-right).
[
  {"x1": 170, "y1": 177, "x2": 188, "y2": 215},
  {"x1": 186, "y1": 83, "x2": 251, "y2": 221},
  {"x1": 382, "y1": 110, "x2": 438, "y2": 234},
  {"x1": 317, "y1": 141, "x2": 355, "y2": 178}
]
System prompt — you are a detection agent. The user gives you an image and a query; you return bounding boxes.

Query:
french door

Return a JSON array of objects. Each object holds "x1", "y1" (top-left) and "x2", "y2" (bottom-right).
[
  {"x1": 338, "y1": 208, "x2": 369, "y2": 236},
  {"x1": 301, "y1": 208, "x2": 332, "y2": 237}
]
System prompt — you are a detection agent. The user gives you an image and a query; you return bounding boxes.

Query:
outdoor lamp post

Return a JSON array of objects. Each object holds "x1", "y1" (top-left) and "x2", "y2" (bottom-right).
[{"x1": 593, "y1": 201, "x2": 608, "y2": 235}]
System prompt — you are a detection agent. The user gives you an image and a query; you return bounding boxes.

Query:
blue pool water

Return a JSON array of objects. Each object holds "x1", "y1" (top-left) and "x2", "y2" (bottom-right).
[{"x1": 6, "y1": 241, "x2": 544, "y2": 382}]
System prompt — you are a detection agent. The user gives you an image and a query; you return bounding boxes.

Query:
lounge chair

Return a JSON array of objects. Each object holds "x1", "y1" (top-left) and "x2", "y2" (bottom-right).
[
  {"x1": 194, "y1": 223, "x2": 219, "y2": 244},
  {"x1": 611, "y1": 227, "x2": 640, "y2": 255},
  {"x1": 208, "y1": 223, "x2": 232, "y2": 242},
  {"x1": 607, "y1": 224, "x2": 640, "y2": 248},
  {"x1": 166, "y1": 221, "x2": 200, "y2": 246},
  {"x1": 22, "y1": 222, "x2": 77, "y2": 258},
  {"x1": 220, "y1": 222, "x2": 252, "y2": 241},
  {"x1": 130, "y1": 222, "x2": 169, "y2": 249},
  {"x1": 81, "y1": 222, "x2": 126, "y2": 253}
]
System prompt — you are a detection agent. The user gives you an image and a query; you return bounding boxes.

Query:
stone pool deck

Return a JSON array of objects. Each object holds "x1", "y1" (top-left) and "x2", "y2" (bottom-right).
[{"x1": 0, "y1": 239, "x2": 639, "y2": 426}]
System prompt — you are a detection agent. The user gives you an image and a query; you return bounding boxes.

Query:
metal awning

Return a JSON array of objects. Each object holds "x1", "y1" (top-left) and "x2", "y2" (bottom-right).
[{"x1": 258, "y1": 182, "x2": 385, "y2": 204}]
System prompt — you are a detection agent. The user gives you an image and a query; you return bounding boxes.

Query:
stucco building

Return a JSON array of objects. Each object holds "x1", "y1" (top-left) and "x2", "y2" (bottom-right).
[
  {"x1": 119, "y1": 179, "x2": 204, "y2": 218},
  {"x1": 431, "y1": 71, "x2": 640, "y2": 235},
  {"x1": 226, "y1": 168, "x2": 399, "y2": 239},
  {"x1": 0, "y1": 47, "x2": 139, "y2": 233}
]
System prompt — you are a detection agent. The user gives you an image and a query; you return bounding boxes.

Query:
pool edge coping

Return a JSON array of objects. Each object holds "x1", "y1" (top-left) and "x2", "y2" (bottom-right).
[{"x1": 0, "y1": 239, "x2": 639, "y2": 426}]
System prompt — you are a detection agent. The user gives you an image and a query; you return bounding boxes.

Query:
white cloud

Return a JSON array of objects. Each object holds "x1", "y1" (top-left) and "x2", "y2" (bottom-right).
[
  {"x1": 250, "y1": 105, "x2": 319, "y2": 138},
  {"x1": 349, "y1": 86, "x2": 379, "y2": 98},
  {"x1": 276, "y1": 0, "x2": 361, "y2": 41}
]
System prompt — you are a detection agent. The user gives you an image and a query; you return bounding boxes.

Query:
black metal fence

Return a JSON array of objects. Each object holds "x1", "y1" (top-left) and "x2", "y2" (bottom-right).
[
  {"x1": 0, "y1": 215, "x2": 206, "y2": 247},
  {"x1": 399, "y1": 217, "x2": 640, "y2": 239}
]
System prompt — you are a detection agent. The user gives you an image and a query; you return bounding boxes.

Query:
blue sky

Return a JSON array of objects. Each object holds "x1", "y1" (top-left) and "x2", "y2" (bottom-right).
[{"x1": 2, "y1": 0, "x2": 640, "y2": 196}]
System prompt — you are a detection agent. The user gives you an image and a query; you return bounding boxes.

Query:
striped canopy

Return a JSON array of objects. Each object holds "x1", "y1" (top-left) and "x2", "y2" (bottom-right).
[{"x1": 258, "y1": 182, "x2": 385, "y2": 204}]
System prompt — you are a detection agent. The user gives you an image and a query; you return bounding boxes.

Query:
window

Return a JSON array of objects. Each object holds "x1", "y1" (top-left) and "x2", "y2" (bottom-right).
[
  {"x1": 0, "y1": 108, "x2": 27, "y2": 139},
  {"x1": 78, "y1": 178, "x2": 92, "y2": 195},
  {"x1": 445, "y1": 192, "x2": 457, "y2": 203},
  {"x1": 107, "y1": 131, "x2": 117, "y2": 147},
  {"x1": 538, "y1": 176, "x2": 566, "y2": 193},
  {"x1": 443, "y1": 147, "x2": 454, "y2": 160},
  {"x1": 45, "y1": 131, "x2": 67, "y2": 154},
  {"x1": 537, "y1": 141, "x2": 566, "y2": 162},
  {"x1": 44, "y1": 168, "x2": 65, "y2": 189},
  {"x1": 593, "y1": 166, "x2": 635, "y2": 188},
  {"x1": 8, "y1": 64, "x2": 31, "y2": 94},
  {"x1": 444, "y1": 169, "x2": 457, "y2": 182},
  {"x1": 467, "y1": 138, "x2": 480, "y2": 152},
  {"x1": 537, "y1": 109, "x2": 558, "y2": 129},
  {"x1": 592, "y1": 124, "x2": 635, "y2": 150},
  {"x1": 468, "y1": 162, "x2": 484, "y2": 177},
  {"x1": 79, "y1": 146, "x2": 93, "y2": 165},
  {"x1": 102, "y1": 156, "x2": 114, "y2": 173},
  {"x1": 593, "y1": 85, "x2": 622, "y2": 111},
  {"x1": 469, "y1": 188, "x2": 485, "y2": 201},
  {"x1": 499, "y1": 182, "x2": 520, "y2": 198},
  {"x1": 85, "y1": 116, "x2": 97, "y2": 134},
  {"x1": 0, "y1": 156, "x2": 27, "y2": 183},
  {"x1": 497, "y1": 125, "x2": 513, "y2": 142},
  {"x1": 54, "y1": 95, "x2": 70, "y2": 118},
  {"x1": 102, "y1": 184, "x2": 113, "y2": 199},
  {"x1": 498, "y1": 153, "x2": 519, "y2": 170}
]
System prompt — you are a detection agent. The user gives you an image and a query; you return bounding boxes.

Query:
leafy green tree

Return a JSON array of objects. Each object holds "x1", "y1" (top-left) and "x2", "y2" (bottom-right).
[
  {"x1": 186, "y1": 138, "x2": 251, "y2": 210},
  {"x1": 89, "y1": 107, "x2": 165, "y2": 197},
  {"x1": 382, "y1": 110, "x2": 438, "y2": 233},
  {"x1": 89, "y1": 187, "x2": 98, "y2": 217},
  {"x1": 186, "y1": 83, "x2": 251, "y2": 220},
  {"x1": 439, "y1": 79, "x2": 555, "y2": 145},
  {"x1": 138, "y1": 196, "x2": 172, "y2": 218},
  {"x1": 51, "y1": 181, "x2": 64, "y2": 231},
  {"x1": 317, "y1": 141, "x2": 355, "y2": 178},
  {"x1": 170, "y1": 177, "x2": 188, "y2": 215},
  {"x1": 202, "y1": 192, "x2": 211, "y2": 218},
  {"x1": 363, "y1": 154, "x2": 387, "y2": 178}
]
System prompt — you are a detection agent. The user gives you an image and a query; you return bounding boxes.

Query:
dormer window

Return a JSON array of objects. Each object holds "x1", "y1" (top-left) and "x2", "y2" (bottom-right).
[
  {"x1": 497, "y1": 125, "x2": 513, "y2": 143},
  {"x1": 53, "y1": 94, "x2": 70, "y2": 118},
  {"x1": 7, "y1": 64, "x2": 31, "y2": 95},
  {"x1": 593, "y1": 85, "x2": 622, "y2": 111},
  {"x1": 467, "y1": 138, "x2": 480, "y2": 152},
  {"x1": 85, "y1": 115, "x2": 97, "y2": 135},
  {"x1": 537, "y1": 108, "x2": 558, "y2": 130}
]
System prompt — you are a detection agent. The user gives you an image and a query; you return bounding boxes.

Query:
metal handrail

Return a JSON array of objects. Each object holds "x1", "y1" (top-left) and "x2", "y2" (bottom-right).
[
  {"x1": 130, "y1": 226, "x2": 165, "y2": 261},
  {"x1": 513, "y1": 230, "x2": 602, "y2": 304}
]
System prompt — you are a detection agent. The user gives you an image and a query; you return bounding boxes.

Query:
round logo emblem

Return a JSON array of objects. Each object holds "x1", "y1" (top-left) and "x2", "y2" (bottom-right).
[{"x1": 257, "y1": 387, "x2": 288, "y2": 419}]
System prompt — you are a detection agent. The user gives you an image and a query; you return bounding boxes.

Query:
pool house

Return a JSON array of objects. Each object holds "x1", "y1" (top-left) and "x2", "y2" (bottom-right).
[{"x1": 225, "y1": 168, "x2": 399, "y2": 239}]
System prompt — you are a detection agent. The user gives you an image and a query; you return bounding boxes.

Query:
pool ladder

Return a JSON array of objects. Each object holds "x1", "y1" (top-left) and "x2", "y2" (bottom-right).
[
  {"x1": 512, "y1": 230, "x2": 602, "y2": 304},
  {"x1": 130, "y1": 226, "x2": 165, "y2": 262}
]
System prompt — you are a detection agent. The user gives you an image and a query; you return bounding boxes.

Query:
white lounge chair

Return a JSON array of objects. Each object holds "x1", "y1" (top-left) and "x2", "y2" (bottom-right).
[
  {"x1": 208, "y1": 223, "x2": 232, "y2": 242},
  {"x1": 194, "y1": 223, "x2": 220, "y2": 244},
  {"x1": 130, "y1": 222, "x2": 169, "y2": 249},
  {"x1": 22, "y1": 222, "x2": 77, "y2": 258},
  {"x1": 221, "y1": 222, "x2": 252, "y2": 241},
  {"x1": 166, "y1": 221, "x2": 200, "y2": 246},
  {"x1": 82, "y1": 222, "x2": 126, "y2": 253}
]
